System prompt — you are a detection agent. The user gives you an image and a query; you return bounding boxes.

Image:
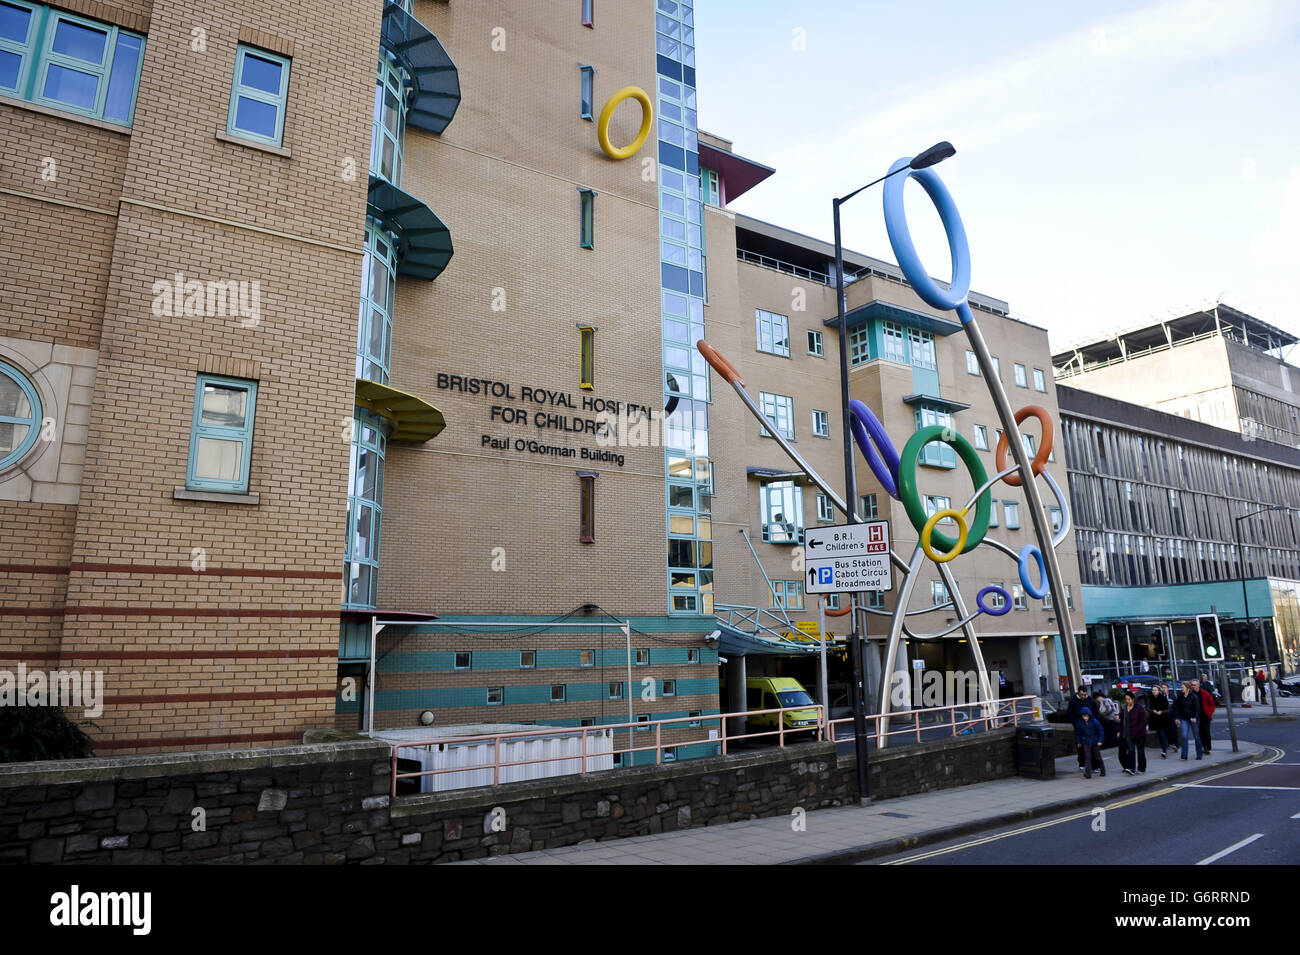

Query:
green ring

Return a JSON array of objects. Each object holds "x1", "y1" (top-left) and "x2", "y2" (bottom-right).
[{"x1": 899, "y1": 425, "x2": 991, "y2": 555}]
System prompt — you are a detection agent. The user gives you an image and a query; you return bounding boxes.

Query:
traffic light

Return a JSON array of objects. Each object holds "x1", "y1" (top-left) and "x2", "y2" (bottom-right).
[{"x1": 1197, "y1": 614, "x2": 1223, "y2": 662}]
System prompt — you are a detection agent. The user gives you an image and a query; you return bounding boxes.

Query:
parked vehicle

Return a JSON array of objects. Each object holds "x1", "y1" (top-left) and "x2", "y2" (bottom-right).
[
  {"x1": 1113, "y1": 674, "x2": 1160, "y2": 699},
  {"x1": 743, "y1": 677, "x2": 821, "y2": 735}
]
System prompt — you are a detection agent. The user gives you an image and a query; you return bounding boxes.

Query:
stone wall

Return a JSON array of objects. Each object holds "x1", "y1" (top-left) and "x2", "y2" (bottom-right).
[{"x1": 0, "y1": 728, "x2": 1023, "y2": 864}]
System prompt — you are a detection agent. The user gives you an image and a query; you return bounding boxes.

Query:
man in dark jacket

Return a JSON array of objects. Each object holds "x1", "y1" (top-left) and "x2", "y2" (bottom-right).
[
  {"x1": 1148, "y1": 683, "x2": 1176, "y2": 757},
  {"x1": 1119, "y1": 692, "x2": 1149, "y2": 774},
  {"x1": 1076, "y1": 707, "x2": 1106, "y2": 778},
  {"x1": 1066, "y1": 686, "x2": 1091, "y2": 771},
  {"x1": 1193, "y1": 679, "x2": 1216, "y2": 754},
  {"x1": 1174, "y1": 681, "x2": 1204, "y2": 760}
]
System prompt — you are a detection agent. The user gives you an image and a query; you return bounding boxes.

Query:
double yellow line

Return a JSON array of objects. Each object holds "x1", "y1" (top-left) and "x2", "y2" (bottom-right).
[{"x1": 882, "y1": 746, "x2": 1284, "y2": 864}]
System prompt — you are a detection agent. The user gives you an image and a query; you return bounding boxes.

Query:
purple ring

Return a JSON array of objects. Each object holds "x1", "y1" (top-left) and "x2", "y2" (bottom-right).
[
  {"x1": 976, "y1": 585, "x2": 1012, "y2": 617},
  {"x1": 848, "y1": 399, "x2": 900, "y2": 499}
]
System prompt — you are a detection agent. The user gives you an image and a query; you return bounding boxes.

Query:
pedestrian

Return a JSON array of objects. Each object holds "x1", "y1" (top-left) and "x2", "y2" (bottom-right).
[
  {"x1": 1066, "y1": 685, "x2": 1092, "y2": 772},
  {"x1": 1148, "y1": 683, "x2": 1175, "y2": 757},
  {"x1": 1242, "y1": 674, "x2": 1256, "y2": 708},
  {"x1": 1119, "y1": 691, "x2": 1148, "y2": 775},
  {"x1": 1193, "y1": 678, "x2": 1216, "y2": 754},
  {"x1": 1140, "y1": 659, "x2": 1150, "y2": 674},
  {"x1": 1175, "y1": 681, "x2": 1204, "y2": 760},
  {"x1": 1075, "y1": 707, "x2": 1105, "y2": 779},
  {"x1": 1094, "y1": 690, "x2": 1120, "y2": 747},
  {"x1": 1255, "y1": 670, "x2": 1268, "y2": 705}
]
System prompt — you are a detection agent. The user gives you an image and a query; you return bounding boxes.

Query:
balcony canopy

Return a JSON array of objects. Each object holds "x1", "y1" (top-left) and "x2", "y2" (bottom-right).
[
  {"x1": 355, "y1": 378, "x2": 446, "y2": 442},
  {"x1": 367, "y1": 176, "x2": 453, "y2": 281},
  {"x1": 381, "y1": 2, "x2": 461, "y2": 135}
]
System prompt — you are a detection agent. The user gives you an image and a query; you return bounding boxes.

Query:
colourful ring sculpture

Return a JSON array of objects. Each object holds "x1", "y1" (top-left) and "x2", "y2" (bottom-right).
[
  {"x1": 921, "y1": 508, "x2": 969, "y2": 563},
  {"x1": 882, "y1": 159, "x2": 972, "y2": 313},
  {"x1": 976, "y1": 585, "x2": 1012, "y2": 617},
  {"x1": 1018, "y1": 544, "x2": 1049, "y2": 598},
  {"x1": 848, "y1": 399, "x2": 900, "y2": 498},
  {"x1": 898, "y1": 425, "x2": 991, "y2": 555},
  {"x1": 995, "y1": 405, "x2": 1054, "y2": 487},
  {"x1": 823, "y1": 594, "x2": 852, "y2": 617},
  {"x1": 597, "y1": 86, "x2": 653, "y2": 160}
]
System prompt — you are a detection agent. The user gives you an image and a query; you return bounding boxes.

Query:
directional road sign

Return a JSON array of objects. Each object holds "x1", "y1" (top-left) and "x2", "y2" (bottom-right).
[{"x1": 804, "y1": 520, "x2": 892, "y2": 595}]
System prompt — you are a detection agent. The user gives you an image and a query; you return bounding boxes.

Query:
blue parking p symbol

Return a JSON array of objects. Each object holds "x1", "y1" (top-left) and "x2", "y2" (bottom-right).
[{"x1": 817, "y1": 567, "x2": 833, "y2": 586}]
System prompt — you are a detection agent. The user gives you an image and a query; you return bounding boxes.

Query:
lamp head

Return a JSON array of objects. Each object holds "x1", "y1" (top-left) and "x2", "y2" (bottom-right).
[{"x1": 909, "y1": 141, "x2": 956, "y2": 170}]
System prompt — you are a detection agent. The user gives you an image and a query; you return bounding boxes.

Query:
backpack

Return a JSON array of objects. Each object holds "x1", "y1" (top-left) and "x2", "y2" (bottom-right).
[{"x1": 1099, "y1": 696, "x2": 1119, "y2": 721}]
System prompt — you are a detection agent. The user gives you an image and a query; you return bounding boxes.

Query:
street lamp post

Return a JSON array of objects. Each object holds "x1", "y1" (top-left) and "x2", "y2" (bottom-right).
[
  {"x1": 832, "y1": 142, "x2": 955, "y2": 803},
  {"x1": 1235, "y1": 503, "x2": 1288, "y2": 717}
]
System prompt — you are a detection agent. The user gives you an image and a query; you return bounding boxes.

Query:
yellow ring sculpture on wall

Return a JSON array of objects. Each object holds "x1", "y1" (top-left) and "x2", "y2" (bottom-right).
[
  {"x1": 921, "y1": 508, "x2": 969, "y2": 564},
  {"x1": 597, "y1": 86, "x2": 653, "y2": 160}
]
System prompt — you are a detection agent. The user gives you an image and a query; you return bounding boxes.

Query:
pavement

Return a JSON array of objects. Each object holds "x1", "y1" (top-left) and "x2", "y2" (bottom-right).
[{"x1": 451, "y1": 701, "x2": 1295, "y2": 865}]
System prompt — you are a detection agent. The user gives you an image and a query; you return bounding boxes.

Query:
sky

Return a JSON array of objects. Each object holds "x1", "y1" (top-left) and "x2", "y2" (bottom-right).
[{"x1": 694, "y1": 0, "x2": 1300, "y2": 352}]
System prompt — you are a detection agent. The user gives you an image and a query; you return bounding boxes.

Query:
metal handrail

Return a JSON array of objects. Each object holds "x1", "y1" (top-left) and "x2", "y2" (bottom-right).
[{"x1": 826, "y1": 695, "x2": 1038, "y2": 747}]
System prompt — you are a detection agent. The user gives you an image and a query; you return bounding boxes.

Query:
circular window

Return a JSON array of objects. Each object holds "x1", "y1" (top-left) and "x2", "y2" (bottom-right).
[{"x1": 0, "y1": 360, "x2": 42, "y2": 472}]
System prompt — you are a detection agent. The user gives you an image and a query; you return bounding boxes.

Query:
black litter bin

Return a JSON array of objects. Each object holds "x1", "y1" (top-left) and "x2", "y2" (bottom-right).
[{"x1": 1017, "y1": 724, "x2": 1056, "y2": 779}]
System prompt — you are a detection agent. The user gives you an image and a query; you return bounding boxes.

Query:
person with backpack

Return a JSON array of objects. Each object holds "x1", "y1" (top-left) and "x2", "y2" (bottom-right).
[
  {"x1": 1175, "y1": 681, "x2": 1204, "y2": 760},
  {"x1": 1119, "y1": 691, "x2": 1148, "y2": 775},
  {"x1": 1075, "y1": 707, "x2": 1106, "y2": 779},
  {"x1": 1193, "y1": 678, "x2": 1216, "y2": 754}
]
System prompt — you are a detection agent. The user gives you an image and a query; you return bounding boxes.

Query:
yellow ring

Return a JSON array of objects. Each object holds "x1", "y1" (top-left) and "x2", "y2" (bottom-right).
[
  {"x1": 597, "y1": 86, "x2": 653, "y2": 160},
  {"x1": 921, "y1": 508, "x2": 969, "y2": 564}
]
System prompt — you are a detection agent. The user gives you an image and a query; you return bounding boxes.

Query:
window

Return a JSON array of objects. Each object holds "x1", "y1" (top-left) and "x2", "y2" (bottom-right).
[
  {"x1": 988, "y1": 583, "x2": 1007, "y2": 611},
  {"x1": 992, "y1": 357, "x2": 1001, "y2": 380},
  {"x1": 371, "y1": 57, "x2": 405, "y2": 183},
  {"x1": 228, "y1": 45, "x2": 290, "y2": 147},
  {"x1": 687, "y1": 648, "x2": 700, "y2": 664},
  {"x1": 487, "y1": 686, "x2": 504, "y2": 705},
  {"x1": 579, "y1": 326, "x2": 595, "y2": 389},
  {"x1": 761, "y1": 480, "x2": 803, "y2": 543},
  {"x1": 931, "y1": 580, "x2": 949, "y2": 605},
  {"x1": 807, "y1": 330, "x2": 823, "y2": 356},
  {"x1": 755, "y1": 309, "x2": 790, "y2": 357},
  {"x1": 635, "y1": 714, "x2": 650, "y2": 732},
  {"x1": 1, "y1": 4, "x2": 144, "y2": 125},
  {"x1": 688, "y1": 710, "x2": 702, "y2": 727},
  {"x1": 1014, "y1": 363, "x2": 1027, "y2": 388},
  {"x1": 811, "y1": 409, "x2": 830, "y2": 438},
  {"x1": 758, "y1": 392, "x2": 794, "y2": 440},
  {"x1": 988, "y1": 499, "x2": 999, "y2": 527},
  {"x1": 1033, "y1": 368, "x2": 1046, "y2": 392},
  {"x1": 867, "y1": 591, "x2": 886, "y2": 610},
  {"x1": 973, "y1": 424, "x2": 989, "y2": 451},
  {"x1": 581, "y1": 0, "x2": 594, "y2": 27},
  {"x1": 635, "y1": 648, "x2": 649, "y2": 665},
  {"x1": 848, "y1": 326, "x2": 871, "y2": 366},
  {"x1": 580, "y1": 717, "x2": 594, "y2": 727},
  {"x1": 551, "y1": 684, "x2": 566, "y2": 703},
  {"x1": 915, "y1": 406, "x2": 957, "y2": 468},
  {"x1": 816, "y1": 494, "x2": 834, "y2": 522},
  {"x1": 825, "y1": 594, "x2": 841, "y2": 610},
  {"x1": 966, "y1": 350, "x2": 979, "y2": 375},
  {"x1": 1049, "y1": 506, "x2": 1062, "y2": 533},
  {"x1": 579, "y1": 188, "x2": 596, "y2": 249},
  {"x1": 520, "y1": 650, "x2": 536, "y2": 669},
  {"x1": 1004, "y1": 501, "x2": 1021, "y2": 529},
  {"x1": 1022, "y1": 433, "x2": 1036, "y2": 456},
  {"x1": 579, "y1": 64, "x2": 595, "y2": 119},
  {"x1": 907, "y1": 328, "x2": 936, "y2": 369},
  {"x1": 772, "y1": 580, "x2": 804, "y2": 610},
  {"x1": 881, "y1": 321, "x2": 907, "y2": 363},
  {"x1": 187, "y1": 375, "x2": 257, "y2": 494},
  {"x1": 663, "y1": 679, "x2": 676, "y2": 697},
  {"x1": 579, "y1": 649, "x2": 595, "y2": 667},
  {"x1": 609, "y1": 681, "x2": 624, "y2": 700},
  {"x1": 0, "y1": 359, "x2": 42, "y2": 472},
  {"x1": 578, "y1": 471, "x2": 596, "y2": 542},
  {"x1": 1066, "y1": 584, "x2": 1074, "y2": 611},
  {"x1": 859, "y1": 494, "x2": 878, "y2": 520},
  {"x1": 454, "y1": 651, "x2": 471, "y2": 670},
  {"x1": 662, "y1": 746, "x2": 677, "y2": 762},
  {"x1": 701, "y1": 167, "x2": 720, "y2": 205},
  {"x1": 1043, "y1": 588, "x2": 1053, "y2": 610},
  {"x1": 1012, "y1": 584, "x2": 1026, "y2": 610}
]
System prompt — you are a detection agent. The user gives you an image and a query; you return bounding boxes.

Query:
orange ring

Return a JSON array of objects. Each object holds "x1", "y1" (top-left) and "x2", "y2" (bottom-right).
[
  {"x1": 696, "y1": 339, "x2": 745, "y2": 387},
  {"x1": 994, "y1": 405, "x2": 1053, "y2": 487},
  {"x1": 823, "y1": 594, "x2": 851, "y2": 616}
]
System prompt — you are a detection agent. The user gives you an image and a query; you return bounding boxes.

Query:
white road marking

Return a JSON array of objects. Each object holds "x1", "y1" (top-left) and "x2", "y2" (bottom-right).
[
  {"x1": 1196, "y1": 833, "x2": 1264, "y2": 865},
  {"x1": 1291, "y1": 812, "x2": 1300, "y2": 819},
  {"x1": 1176, "y1": 784, "x2": 1300, "y2": 790}
]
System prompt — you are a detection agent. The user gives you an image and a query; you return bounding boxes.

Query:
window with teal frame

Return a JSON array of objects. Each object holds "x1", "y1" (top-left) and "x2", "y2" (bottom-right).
[
  {"x1": 343, "y1": 409, "x2": 386, "y2": 609},
  {"x1": 227, "y1": 44, "x2": 290, "y2": 147},
  {"x1": 579, "y1": 188, "x2": 595, "y2": 249},
  {"x1": 186, "y1": 375, "x2": 257, "y2": 493},
  {"x1": 357, "y1": 223, "x2": 397, "y2": 384},
  {"x1": 915, "y1": 405, "x2": 957, "y2": 468},
  {"x1": 881, "y1": 321, "x2": 907, "y2": 363},
  {"x1": 0, "y1": 358, "x2": 42, "y2": 471},
  {"x1": 908, "y1": 327, "x2": 936, "y2": 369},
  {"x1": 579, "y1": 64, "x2": 595, "y2": 119},
  {"x1": 1, "y1": 3, "x2": 144, "y2": 126},
  {"x1": 370, "y1": 55, "x2": 407, "y2": 185},
  {"x1": 848, "y1": 325, "x2": 871, "y2": 366}
]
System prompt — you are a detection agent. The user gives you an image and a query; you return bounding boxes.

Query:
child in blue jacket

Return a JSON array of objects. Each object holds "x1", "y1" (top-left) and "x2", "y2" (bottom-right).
[{"x1": 1075, "y1": 707, "x2": 1106, "y2": 779}]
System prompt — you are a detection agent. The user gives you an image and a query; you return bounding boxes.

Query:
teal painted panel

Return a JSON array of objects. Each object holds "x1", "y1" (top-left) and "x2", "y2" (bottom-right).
[
  {"x1": 380, "y1": 646, "x2": 720, "y2": 673},
  {"x1": 911, "y1": 366, "x2": 940, "y2": 396},
  {"x1": 1080, "y1": 579, "x2": 1274, "y2": 624}
]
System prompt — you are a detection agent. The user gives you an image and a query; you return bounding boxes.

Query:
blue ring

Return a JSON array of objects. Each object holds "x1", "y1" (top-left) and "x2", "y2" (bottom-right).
[
  {"x1": 976, "y1": 585, "x2": 1011, "y2": 617},
  {"x1": 1018, "y1": 544, "x2": 1049, "y2": 599},
  {"x1": 848, "y1": 399, "x2": 900, "y2": 498},
  {"x1": 882, "y1": 159, "x2": 972, "y2": 313}
]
